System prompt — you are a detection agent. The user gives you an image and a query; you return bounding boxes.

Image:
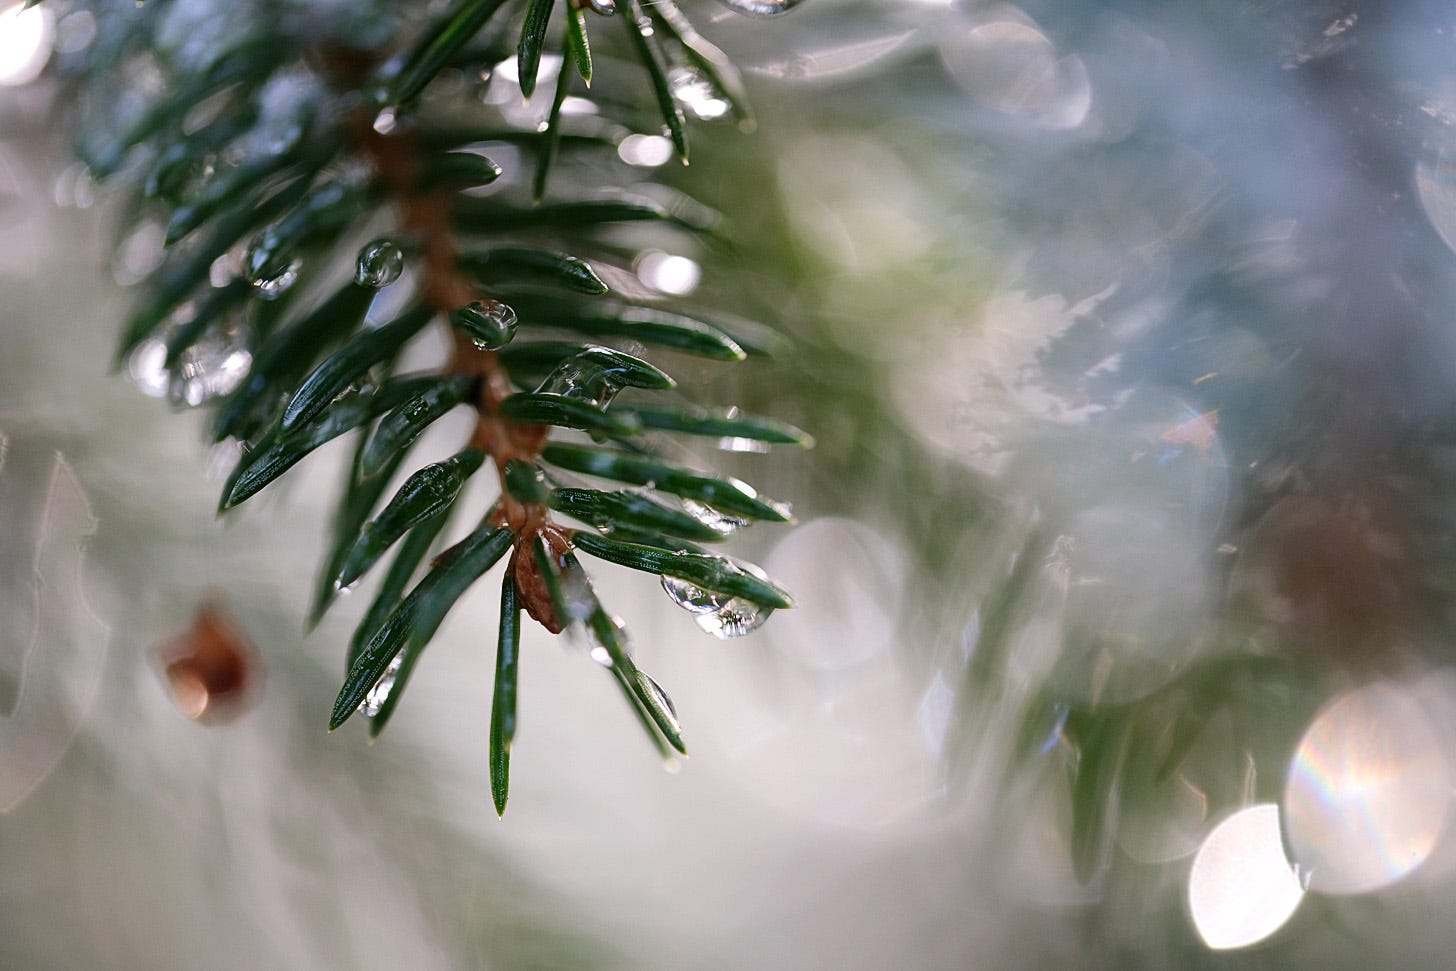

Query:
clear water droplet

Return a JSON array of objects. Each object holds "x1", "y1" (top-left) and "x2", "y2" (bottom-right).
[
  {"x1": 112, "y1": 222, "x2": 166, "y2": 286},
  {"x1": 618, "y1": 133, "x2": 675, "y2": 168},
  {"x1": 580, "y1": 0, "x2": 615, "y2": 14},
  {"x1": 668, "y1": 67, "x2": 731, "y2": 121},
  {"x1": 589, "y1": 645, "x2": 613, "y2": 667},
  {"x1": 209, "y1": 248, "x2": 243, "y2": 288},
  {"x1": 635, "y1": 670, "x2": 681, "y2": 735},
  {"x1": 355, "y1": 238, "x2": 405, "y2": 288},
  {"x1": 659, "y1": 575, "x2": 773, "y2": 639},
  {"x1": 660, "y1": 575, "x2": 722, "y2": 615},
  {"x1": 537, "y1": 359, "x2": 621, "y2": 408},
  {"x1": 636, "y1": 250, "x2": 701, "y2": 296},
  {"x1": 451, "y1": 299, "x2": 518, "y2": 350},
  {"x1": 127, "y1": 337, "x2": 171, "y2": 398},
  {"x1": 693, "y1": 598, "x2": 770, "y2": 639},
  {"x1": 359, "y1": 655, "x2": 402, "y2": 717},
  {"x1": 712, "y1": 0, "x2": 804, "y2": 17},
  {"x1": 372, "y1": 107, "x2": 398, "y2": 135},
  {"x1": 680, "y1": 498, "x2": 749, "y2": 536},
  {"x1": 716, "y1": 436, "x2": 769, "y2": 454},
  {"x1": 165, "y1": 317, "x2": 253, "y2": 408},
  {"x1": 251, "y1": 258, "x2": 299, "y2": 299}
]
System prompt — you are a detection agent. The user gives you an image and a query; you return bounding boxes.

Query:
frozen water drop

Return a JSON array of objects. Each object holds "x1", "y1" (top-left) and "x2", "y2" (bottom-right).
[
  {"x1": 589, "y1": 645, "x2": 613, "y2": 667},
  {"x1": 680, "y1": 498, "x2": 749, "y2": 536},
  {"x1": 712, "y1": 0, "x2": 804, "y2": 17},
  {"x1": 355, "y1": 238, "x2": 405, "y2": 289},
  {"x1": 372, "y1": 107, "x2": 397, "y2": 135},
  {"x1": 166, "y1": 317, "x2": 253, "y2": 407},
  {"x1": 359, "y1": 655, "x2": 402, "y2": 717},
  {"x1": 668, "y1": 67, "x2": 731, "y2": 121},
  {"x1": 451, "y1": 299, "x2": 518, "y2": 349}
]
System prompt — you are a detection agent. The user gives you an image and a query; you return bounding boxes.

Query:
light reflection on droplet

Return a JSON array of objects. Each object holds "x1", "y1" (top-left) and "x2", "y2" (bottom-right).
[
  {"x1": 359, "y1": 655, "x2": 402, "y2": 718},
  {"x1": 0, "y1": 2, "x2": 53, "y2": 87},
  {"x1": 716, "y1": 436, "x2": 769, "y2": 454},
  {"x1": 371, "y1": 107, "x2": 397, "y2": 135},
  {"x1": 713, "y1": 0, "x2": 804, "y2": 17},
  {"x1": 668, "y1": 67, "x2": 731, "y2": 121},
  {"x1": 1187, "y1": 804, "x2": 1304, "y2": 951},
  {"x1": 112, "y1": 222, "x2": 166, "y2": 286},
  {"x1": 167, "y1": 318, "x2": 253, "y2": 408},
  {"x1": 618, "y1": 133, "x2": 675, "y2": 168},
  {"x1": 635, "y1": 251, "x2": 701, "y2": 296},
  {"x1": 680, "y1": 498, "x2": 747, "y2": 536},
  {"x1": 1283, "y1": 683, "x2": 1451, "y2": 896},
  {"x1": 127, "y1": 338, "x2": 171, "y2": 398}
]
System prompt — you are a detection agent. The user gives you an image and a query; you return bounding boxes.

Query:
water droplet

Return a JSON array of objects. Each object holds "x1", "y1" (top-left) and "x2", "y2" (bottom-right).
[
  {"x1": 535, "y1": 357, "x2": 626, "y2": 408},
  {"x1": 253, "y1": 259, "x2": 299, "y2": 299},
  {"x1": 372, "y1": 107, "x2": 398, "y2": 135},
  {"x1": 112, "y1": 222, "x2": 166, "y2": 286},
  {"x1": 127, "y1": 337, "x2": 172, "y2": 398},
  {"x1": 660, "y1": 575, "x2": 721, "y2": 615},
  {"x1": 659, "y1": 575, "x2": 771, "y2": 639},
  {"x1": 359, "y1": 655, "x2": 402, "y2": 717},
  {"x1": 208, "y1": 248, "x2": 242, "y2": 288},
  {"x1": 712, "y1": 0, "x2": 804, "y2": 17},
  {"x1": 580, "y1": 0, "x2": 615, "y2": 14},
  {"x1": 635, "y1": 670, "x2": 681, "y2": 735},
  {"x1": 636, "y1": 250, "x2": 701, "y2": 296},
  {"x1": 589, "y1": 645, "x2": 613, "y2": 667},
  {"x1": 451, "y1": 299, "x2": 518, "y2": 350},
  {"x1": 166, "y1": 318, "x2": 253, "y2": 407},
  {"x1": 618, "y1": 133, "x2": 674, "y2": 168},
  {"x1": 717, "y1": 436, "x2": 769, "y2": 454},
  {"x1": 0, "y1": 2, "x2": 54, "y2": 87},
  {"x1": 668, "y1": 67, "x2": 731, "y2": 121},
  {"x1": 680, "y1": 499, "x2": 749, "y2": 536},
  {"x1": 693, "y1": 597, "x2": 770, "y2": 639},
  {"x1": 244, "y1": 230, "x2": 303, "y2": 299},
  {"x1": 355, "y1": 238, "x2": 405, "y2": 288}
]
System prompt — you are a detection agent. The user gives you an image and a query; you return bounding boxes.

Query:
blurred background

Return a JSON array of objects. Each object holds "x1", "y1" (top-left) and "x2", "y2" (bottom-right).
[{"x1": 6, "y1": 0, "x2": 1456, "y2": 967}]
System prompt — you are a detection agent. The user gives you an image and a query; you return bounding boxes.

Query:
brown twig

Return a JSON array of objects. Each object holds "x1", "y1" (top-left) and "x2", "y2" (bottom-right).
[{"x1": 355, "y1": 121, "x2": 563, "y2": 628}]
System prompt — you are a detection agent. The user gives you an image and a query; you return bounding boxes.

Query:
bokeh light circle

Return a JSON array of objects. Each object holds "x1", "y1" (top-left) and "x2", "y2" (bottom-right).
[
  {"x1": 1188, "y1": 803, "x2": 1304, "y2": 950},
  {"x1": 1283, "y1": 682, "x2": 1451, "y2": 895}
]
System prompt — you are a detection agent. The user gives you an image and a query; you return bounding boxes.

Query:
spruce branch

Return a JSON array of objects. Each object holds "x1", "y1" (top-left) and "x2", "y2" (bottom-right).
[{"x1": 56, "y1": 0, "x2": 811, "y2": 811}]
